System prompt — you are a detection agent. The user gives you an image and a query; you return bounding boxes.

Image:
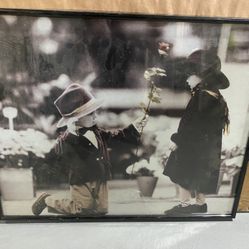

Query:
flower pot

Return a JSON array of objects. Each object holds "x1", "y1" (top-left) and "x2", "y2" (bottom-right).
[
  {"x1": 137, "y1": 176, "x2": 158, "y2": 197},
  {"x1": 0, "y1": 168, "x2": 34, "y2": 200}
]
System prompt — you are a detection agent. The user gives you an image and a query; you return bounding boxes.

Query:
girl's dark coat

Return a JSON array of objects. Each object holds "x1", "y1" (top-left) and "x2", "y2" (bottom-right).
[{"x1": 163, "y1": 87, "x2": 228, "y2": 194}]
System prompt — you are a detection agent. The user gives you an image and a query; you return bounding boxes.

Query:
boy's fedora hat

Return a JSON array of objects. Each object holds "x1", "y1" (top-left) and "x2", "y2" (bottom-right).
[{"x1": 54, "y1": 83, "x2": 103, "y2": 128}]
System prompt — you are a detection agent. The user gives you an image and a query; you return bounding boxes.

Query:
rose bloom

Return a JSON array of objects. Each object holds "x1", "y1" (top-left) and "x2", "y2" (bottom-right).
[
  {"x1": 158, "y1": 41, "x2": 171, "y2": 52},
  {"x1": 158, "y1": 42, "x2": 172, "y2": 56}
]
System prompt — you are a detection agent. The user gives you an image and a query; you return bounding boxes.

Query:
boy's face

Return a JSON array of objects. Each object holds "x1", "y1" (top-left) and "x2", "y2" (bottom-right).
[{"x1": 76, "y1": 112, "x2": 97, "y2": 128}]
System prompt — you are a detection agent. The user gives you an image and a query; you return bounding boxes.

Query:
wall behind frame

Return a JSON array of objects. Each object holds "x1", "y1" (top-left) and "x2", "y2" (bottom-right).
[
  {"x1": 0, "y1": 0, "x2": 248, "y2": 18},
  {"x1": 0, "y1": 0, "x2": 248, "y2": 211}
]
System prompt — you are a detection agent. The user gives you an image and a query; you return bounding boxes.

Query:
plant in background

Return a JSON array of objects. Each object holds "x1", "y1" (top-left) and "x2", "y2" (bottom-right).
[
  {"x1": 220, "y1": 146, "x2": 244, "y2": 180},
  {"x1": 134, "y1": 167, "x2": 155, "y2": 177},
  {"x1": 0, "y1": 128, "x2": 54, "y2": 168}
]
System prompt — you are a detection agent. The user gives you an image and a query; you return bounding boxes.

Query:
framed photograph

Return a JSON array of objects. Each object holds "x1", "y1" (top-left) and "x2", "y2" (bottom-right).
[{"x1": 0, "y1": 9, "x2": 248, "y2": 222}]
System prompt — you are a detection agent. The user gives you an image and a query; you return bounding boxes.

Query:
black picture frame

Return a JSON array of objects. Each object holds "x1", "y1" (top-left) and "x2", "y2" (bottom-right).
[{"x1": 0, "y1": 8, "x2": 248, "y2": 222}]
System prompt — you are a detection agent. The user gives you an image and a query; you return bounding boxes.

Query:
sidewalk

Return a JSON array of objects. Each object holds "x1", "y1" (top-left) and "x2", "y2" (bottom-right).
[{"x1": 1, "y1": 179, "x2": 234, "y2": 216}]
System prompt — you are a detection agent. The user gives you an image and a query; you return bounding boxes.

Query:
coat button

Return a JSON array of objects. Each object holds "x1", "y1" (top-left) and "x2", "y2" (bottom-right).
[
  {"x1": 89, "y1": 143, "x2": 91, "y2": 146},
  {"x1": 96, "y1": 157, "x2": 99, "y2": 161}
]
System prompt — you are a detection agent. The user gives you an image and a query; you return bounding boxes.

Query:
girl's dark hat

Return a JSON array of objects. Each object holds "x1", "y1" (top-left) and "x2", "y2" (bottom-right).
[
  {"x1": 186, "y1": 49, "x2": 230, "y2": 89},
  {"x1": 54, "y1": 83, "x2": 103, "y2": 128}
]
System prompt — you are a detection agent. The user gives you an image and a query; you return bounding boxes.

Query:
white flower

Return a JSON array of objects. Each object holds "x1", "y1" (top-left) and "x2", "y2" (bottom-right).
[
  {"x1": 0, "y1": 128, "x2": 54, "y2": 158},
  {"x1": 126, "y1": 157, "x2": 163, "y2": 177}
]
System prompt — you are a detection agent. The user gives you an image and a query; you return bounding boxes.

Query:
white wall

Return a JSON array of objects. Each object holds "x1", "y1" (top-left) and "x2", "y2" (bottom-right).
[{"x1": 0, "y1": 213, "x2": 249, "y2": 249}]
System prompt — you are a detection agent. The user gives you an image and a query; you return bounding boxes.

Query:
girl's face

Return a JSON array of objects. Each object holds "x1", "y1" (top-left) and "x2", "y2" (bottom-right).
[
  {"x1": 186, "y1": 75, "x2": 202, "y2": 90},
  {"x1": 76, "y1": 112, "x2": 97, "y2": 128}
]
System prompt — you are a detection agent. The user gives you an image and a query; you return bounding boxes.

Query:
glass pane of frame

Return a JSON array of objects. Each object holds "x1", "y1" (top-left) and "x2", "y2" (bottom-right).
[{"x1": 0, "y1": 10, "x2": 248, "y2": 222}]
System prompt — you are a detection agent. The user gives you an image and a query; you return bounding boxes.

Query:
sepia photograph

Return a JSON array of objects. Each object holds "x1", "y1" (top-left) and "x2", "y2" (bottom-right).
[{"x1": 0, "y1": 10, "x2": 248, "y2": 221}]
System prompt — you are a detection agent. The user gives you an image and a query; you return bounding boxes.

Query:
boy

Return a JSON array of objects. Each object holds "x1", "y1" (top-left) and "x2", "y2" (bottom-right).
[{"x1": 32, "y1": 83, "x2": 146, "y2": 216}]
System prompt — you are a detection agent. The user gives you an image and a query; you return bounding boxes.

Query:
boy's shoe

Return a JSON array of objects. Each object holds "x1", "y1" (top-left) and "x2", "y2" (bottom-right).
[
  {"x1": 47, "y1": 206, "x2": 108, "y2": 216},
  {"x1": 32, "y1": 193, "x2": 50, "y2": 216}
]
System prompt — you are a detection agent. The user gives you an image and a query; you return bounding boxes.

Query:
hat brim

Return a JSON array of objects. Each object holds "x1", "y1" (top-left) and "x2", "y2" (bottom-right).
[
  {"x1": 185, "y1": 63, "x2": 230, "y2": 90},
  {"x1": 200, "y1": 71, "x2": 230, "y2": 90},
  {"x1": 215, "y1": 71, "x2": 230, "y2": 89},
  {"x1": 56, "y1": 99, "x2": 103, "y2": 128}
]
